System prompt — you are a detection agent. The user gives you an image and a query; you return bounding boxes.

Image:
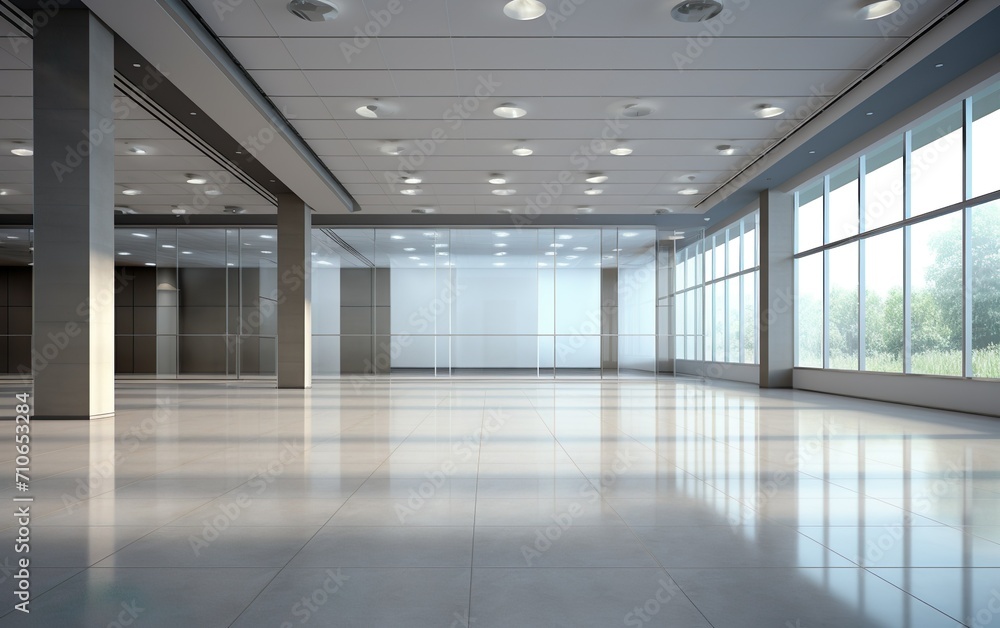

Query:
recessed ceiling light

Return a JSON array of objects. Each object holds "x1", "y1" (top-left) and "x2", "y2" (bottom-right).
[
  {"x1": 495, "y1": 231, "x2": 510, "y2": 238},
  {"x1": 260, "y1": 234, "x2": 274, "y2": 240},
  {"x1": 670, "y1": 0, "x2": 723, "y2": 22},
  {"x1": 10, "y1": 145, "x2": 32, "y2": 157},
  {"x1": 622, "y1": 232, "x2": 638, "y2": 238},
  {"x1": 403, "y1": 175, "x2": 422, "y2": 184},
  {"x1": 866, "y1": 111, "x2": 874, "y2": 116},
  {"x1": 935, "y1": 63, "x2": 944, "y2": 68},
  {"x1": 144, "y1": 262, "x2": 156, "y2": 267},
  {"x1": 493, "y1": 103, "x2": 527, "y2": 119},
  {"x1": 132, "y1": 63, "x2": 141, "y2": 68},
  {"x1": 557, "y1": 234, "x2": 573, "y2": 240},
  {"x1": 205, "y1": 189, "x2": 222, "y2": 197},
  {"x1": 503, "y1": 0, "x2": 546, "y2": 20},
  {"x1": 162, "y1": 244, "x2": 175, "y2": 249},
  {"x1": 401, "y1": 188, "x2": 422, "y2": 196},
  {"x1": 512, "y1": 146, "x2": 533, "y2": 156},
  {"x1": 117, "y1": 252, "x2": 131, "y2": 256},
  {"x1": 411, "y1": 208, "x2": 434, "y2": 214},
  {"x1": 186, "y1": 174, "x2": 208, "y2": 185},
  {"x1": 754, "y1": 105, "x2": 785, "y2": 119},
  {"x1": 498, "y1": 208, "x2": 514, "y2": 214},
  {"x1": 287, "y1": 0, "x2": 339, "y2": 21},
  {"x1": 584, "y1": 189, "x2": 603, "y2": 196},
  {"x1": 488, "y1": 175, "x2": 508, "y2": 185},
  {"x1": 6, "y1": 236, "x2": 18, "y2": 239},
  {"x1": 132, "y1": 232, "x2": 150, "y2": 238},
  {"x1": 122, "y1": 189, "x2": 141, "y2": 196},
  {"x1": 261, "y1": 250, "x2": 273, "y2": 255},
  {"x1": 224, "y1": 206, "x2": 245, "y2": 214},
  {"x1": 172, "y1": 207, "x2": 188, "y2": 214},
  {"x1": 704, "y1": 217, "x2": 711, "y2": 221},
  {"x1": 577, "y1": 207, "x2": 594, "y2": 214},
  {"x1": 856, "y1": 0, "x2": 901, "y2": 20},
  {"x1": 622, "y1": 103, "x2": 652, "y2": 118},
  {"x1": 390, "y1": 235, "x2": 405, "y2": 240},
  {"x1": 182, "y1": 251, "x2": 193, "y2": 254},
  {"x1": 716, "y1": 144, "x2": 735, "y2": 155},
  {"x1": 585, "y1": 174, "x2": 608, "y2": 184},
  {"x1": 381, "y1": 144, "x2": 406, "y2": 156},
  {"x1": 127, "y1": 146, "x2": 147, "y2": 155},
  {"x1": 0, "y1": 189, "x2": 14, "y2": 196},
  {"x1": 356, "y1": 104, "x2": 379, "y2": 118},
  {"x1": 808, "y1": 150, "x2": 816, "y2": 154},
  {"x1": 316, "y1": 260, "x2": 334, "y2": 266},
  {"x1": 610, "y1": 147, "x2": 633, "y2": 156},
  {"x1": 492, "y1": 189, "x2": 516, "y2": 196},
  {"x1": 679, "y1": 188, "x2": 699, "y2": 195}
]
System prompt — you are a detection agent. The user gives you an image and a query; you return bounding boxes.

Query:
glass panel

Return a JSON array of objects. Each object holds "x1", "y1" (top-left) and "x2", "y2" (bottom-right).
[
  {"x1": 743, "y1": 214, "x2": 757, "y2": 270},
  {"x1": 618, "y1": 335, "x2": 656, "y2": 378},
  {"x1": 727, "y1": 277, "x2": 740, "y2": 363},
  {"x1": 797, "y1": 181, "x2": 824, "y2": 253},
  {"x1": 713, "y1": 282, "x2": 725, "y2": 361},
  {"x1": 555, "y1": 229, "x2": 601, "y2": 377},
  {"x1": 972, "y1": 200, "x2": 1000, "y2": 378},
  {"x1": 910, "y1": 104, "x2": 963, "y2": 216},
  {"x1": 909, "y1": 212, "x2": 963, "y2": 376},
  {"x1": 863, "y1": 230, "x2": 904, "y2": 373},
  {"x1": 726, "y1": 228, "x2": 740, "y2": 276},
  {"x1": 796, "y1": 254, "x2": 824, "y2": 367},
  {"x1": 743, "y1": 271, "x2": 756, "y2": 364},
  {"x1": 829, "y1": 162, "x2": 859, "y2": 242},
  {"x1": 971, "y1": 81, "x2": 1000, "y2": 198},
  {"x1": 828, "y1": 242, "x2": 859, "y2": 370},
  {"x1": 864, "y1": 136, "x2": 904, "y2": 231},
  {"x1": 712, "y1": 236, "x2": 725, "y2": 281}
]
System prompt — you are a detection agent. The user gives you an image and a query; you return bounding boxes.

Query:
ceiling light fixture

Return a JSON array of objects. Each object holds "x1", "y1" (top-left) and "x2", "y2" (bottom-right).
[
  {"x1": 401, "y1": 188, "x2": 422, "y2": 196},
  {"x1": 512, "y1": 146, "x2": 533, "y2": 156},
  {"x1": 670, "y1": 0, "x2": 723, "y2": 22},
  {"x1": 610, "y1": 146, "x2": 633, "y2": 156},
  {"x1": 224, "y1": 206, "x2": 246, "y2": 214},
  {"x1": 493, "y1": 103, "x2": 527, "y2": 119},
  {"x1": 494, "y1": 231, "x2": 510, "y2": 238},
  {"x1": 356, "y1": 104, "x2": 379, "y2": 118},
  {"x1": 287, "y1": 0, "x2": 339, "y2": 21},
  {"x1": 381, "y1": 144, "x2": 406, "y2": 156},
  {"x1": 679, "y1": 188, "x2": 699, "y2": 195},
  {"x1": 503, "y1": 0, "x2": 546, "y2": 20},
  {"x1": 186, "y1": 174, "x2": 208, "y2": 185},
  {"x1": 117, "y1": 252, "x2": 131, "y2": 256},
  {"x1": 403, "y1": 175, "x2": 422, "y2": 184},
  {"x1": 411, "y1": 208, "x2": 434, "y2": 214},
  {"x1": 716, "y1": 144, "x2": 735, "y2": 155},
  {"x1": 585, "y1": 174, "x2": 608, "y2": 184},
  {"x1": 492, "y1": 189, "x2": 516, "y2": 196},
  {"x1": 132, "y1": 233, "x2": 150, "y2": 238},
  {"x1": 655, "y1": 208, "x2": 674, "y2": 215},
  {"x1": 488, "y1": 175, "x2": 508, "y2": 185},
  {"x1": 127, "y1": 146, "x2": 147, "y2": 155},
  {"x1": 577, "y1": 207, "x2": 593, "y2": 214},
  {"x1": 10, "y1": 143, "x2": 32, "y2": 157},
  {"x1": 122, "y1": 189, "x2": 141, "y2": 196},
  {"x1": 622, "y1": 103, "x2": 652, "y2": 118},
  {"x1": 498, "y1": 208, "x2": 514, "y2": 214},
  {"x1": 754, "y1": 104, "x2": 785, "y2": 119},
  {"x1": 584, "y1": 188, "x2": 603, "y2": 195},
  {"x1": 855, "y1": 0, "x2": 901, "y2": 20},
  {"x1": 205, "y1": 189, "x2": 223, "y2": 197}
]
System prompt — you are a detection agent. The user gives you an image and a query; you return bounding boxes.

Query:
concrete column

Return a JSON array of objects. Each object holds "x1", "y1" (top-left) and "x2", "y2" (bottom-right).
[
  {"x1": 277, "y1": 194, "x2": 312, "y2": 388},
  {"x1": 759, "y1": 189, "x2": 795, "y2": 388},
  {"x1": 32, "y1": 11, "x2": 115, "y2": 419}
]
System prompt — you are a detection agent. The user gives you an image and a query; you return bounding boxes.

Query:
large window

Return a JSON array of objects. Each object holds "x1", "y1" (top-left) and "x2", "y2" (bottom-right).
[
  {"x1": 794, "y1": 76, "x2": 1000, "y2": 379},
  {"x1": 672, "y1": 212, "x2": 759, "y2": 365}
]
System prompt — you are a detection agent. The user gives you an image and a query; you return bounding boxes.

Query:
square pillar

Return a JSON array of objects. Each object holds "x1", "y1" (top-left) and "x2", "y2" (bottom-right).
[
  {"x1": 32, "y1": 10, "x2": 115, "y2": 419},
  {"x1": 277, "y1": 194, "x2": 312, "y2": 388},
  {"x1": 759, "y1": 189, "x2": 795, "y2": 388}
]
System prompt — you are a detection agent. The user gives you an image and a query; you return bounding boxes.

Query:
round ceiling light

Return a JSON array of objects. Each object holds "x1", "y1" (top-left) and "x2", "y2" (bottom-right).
[
  {"x1": 503, "y1": 0, "x2": 547, "y2": 20},
  {"x1": 678, "y1": 188, "x2": 699, "y2": 195},
  {"x1": 287, "y1": 0, "x2": 338, "y2": 22},
  {"x1": 512, "y1": 146, "x2": 533, "y2": 156},
  {"x1": 127, "y1": 145, "x2": 148, "y2": 155},
  {"x1": 381, "y1": 144, "x2": 406, "y2": 156},
  {"x1": 856, "y1": 1, "x2": 901, "y2": 20},
  {"x1": 670, "y1": 0, "x2": 723, "y2": 22},
  {"x1": 492, "y1": 189, "x2": 516, "y2": 196},
  {"x1": 754, "y1": 104, "x2": 785, "y2": 119},
  {"x1": 585, "y1": 174, "x2": 608, "y2": 184},
  {"x1": 493, "y1": 103, "x2": 527, "y2": 119},
  {"x1": 488, "y1": 175, "x2": 508, "y2": 185},
  {"x1": 356, "y1": 104, "x2": 379, "y2": 118},
  {"x1": 716, "y1": 144, "x2": 735, "y2": 155},
  {"x1": 584, "y1": 189, "x2": 603, "y2": 196},
  {"x1": 622, "y1": 103, "x2": 652, "y2": 118},
  {"x1": 121, "y1": 189, "x2": 141, "y2": 196},
  {"x1": 655, "y1": 208, "x2": 674, "y2": 214},
  {"x1": 610, "y1": 147, "x2": 633, "y2": 156},
  {"x1": 10, "y1": 146, "x2": 32, "y2": 157},
  {"x1": 403, "y1": 175, "x2": 422, "y2": 184},
  {"x1": 411, "y1": 208, "x2": 434, "y2": 214},
  {"x1": 400, "y1": 188, "x2": 422, "y2": 196},
  {"x1": 186, "y1": 174, "x2": 208, "y2": 185},
  {"x1": 498, "y1": 208, "x2": 513, "y2": 214}
]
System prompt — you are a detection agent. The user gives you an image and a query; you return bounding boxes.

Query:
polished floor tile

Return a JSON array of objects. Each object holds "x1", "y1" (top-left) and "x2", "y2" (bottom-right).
[{"x1": 4, "y1": 378, "x2": 999, "y2": 626}]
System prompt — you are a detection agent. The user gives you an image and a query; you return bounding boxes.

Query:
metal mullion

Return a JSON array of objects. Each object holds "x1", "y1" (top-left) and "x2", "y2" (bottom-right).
[
  {"x1": 858, "y1": 155, "x2": 867, "y2": 371},
  {"x1": 903, "y1": 131, "x2": 913, "y2": 373},
  {"x1": 963, "y1": 97, "x2": 973, "y2": 378}
]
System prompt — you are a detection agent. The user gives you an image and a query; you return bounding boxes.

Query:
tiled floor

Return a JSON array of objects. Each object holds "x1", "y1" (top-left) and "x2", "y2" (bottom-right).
[{"x1": 1, "y1": 378, "x2": 999, "y2": 627}]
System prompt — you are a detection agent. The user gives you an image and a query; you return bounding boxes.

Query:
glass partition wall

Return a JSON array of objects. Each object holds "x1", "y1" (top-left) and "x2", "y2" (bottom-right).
[
  {"x1": 0, "y1": 225, "x2": 705, "y2": 380},
  {"x1": 311, "y1": 227, "x2": 665, "y2": 380}
]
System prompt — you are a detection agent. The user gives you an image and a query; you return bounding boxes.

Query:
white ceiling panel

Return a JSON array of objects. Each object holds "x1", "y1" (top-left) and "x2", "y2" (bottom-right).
[{"x1": 222, "y1": 37, "x2": 297, "y2": 70}]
